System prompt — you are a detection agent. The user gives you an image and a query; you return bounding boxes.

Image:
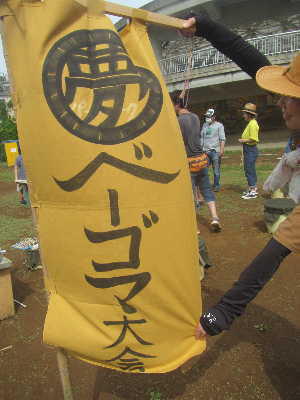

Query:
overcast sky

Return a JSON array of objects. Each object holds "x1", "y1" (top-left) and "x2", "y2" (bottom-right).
[{"x1": 0, "y1": 0, "x2": 151, "y2": 76}]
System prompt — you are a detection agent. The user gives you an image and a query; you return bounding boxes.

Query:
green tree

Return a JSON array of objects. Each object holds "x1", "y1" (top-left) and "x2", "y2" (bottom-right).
[{"x1": 0, "y1": 99, "x2": 18, "y2": 162}]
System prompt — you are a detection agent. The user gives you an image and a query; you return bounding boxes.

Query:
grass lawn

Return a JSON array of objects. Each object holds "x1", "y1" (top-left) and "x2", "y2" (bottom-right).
[
  {"x1": 0, "y1": 162, "x2": 15, "y2": 182},
  {"x1": 0, "y1": 162, "x2": 34, "y2": 247},
  {"x1": 0, "y1": 161, "x2": 14, "y2": 181},
  {"x1": 200, "y1": 152, "x2": 276, "y2": 220},
  {"x1": 0, "y1": 215, "x2": 34, "y2": 242},
  {"x1": 0, "y1": 152, "x2": 276, "y2": 247}
]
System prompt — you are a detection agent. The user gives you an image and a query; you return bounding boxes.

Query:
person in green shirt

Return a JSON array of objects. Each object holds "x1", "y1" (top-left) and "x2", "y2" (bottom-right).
[{"x1": 239, "y1": 103, "x2": 260, "y2": 199}]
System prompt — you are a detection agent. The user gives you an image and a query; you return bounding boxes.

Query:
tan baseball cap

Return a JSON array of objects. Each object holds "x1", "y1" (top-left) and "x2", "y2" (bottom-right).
[{"x1": 256, "y1": 52, "x2": 300, "y2": 99}]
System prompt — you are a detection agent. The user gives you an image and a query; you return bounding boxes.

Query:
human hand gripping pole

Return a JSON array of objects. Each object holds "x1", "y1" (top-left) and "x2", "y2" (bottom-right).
[{"x1": 181, "y1": 17, "x2": 197, "y2": 37}]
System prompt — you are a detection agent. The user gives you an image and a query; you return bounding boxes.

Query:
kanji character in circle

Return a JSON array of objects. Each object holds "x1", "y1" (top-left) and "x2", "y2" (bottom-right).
[{"x1": 42, "y1": 29, "x2": 163, "y2": 145}]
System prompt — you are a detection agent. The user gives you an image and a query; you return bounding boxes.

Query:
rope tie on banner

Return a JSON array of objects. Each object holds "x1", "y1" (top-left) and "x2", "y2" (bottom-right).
[{"x1": 180, "y1": 35, "x2": 194, "y2": 108}]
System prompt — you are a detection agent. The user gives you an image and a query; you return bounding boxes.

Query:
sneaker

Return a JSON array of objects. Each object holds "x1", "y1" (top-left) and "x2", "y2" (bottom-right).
[
  {"x1": 29, "y1": 264, "x2": 43, "y2": 271},
  {"x1": 211, "y1": 219, "x2": 221, "y2": 232},
  {"x1": 242, "y1": 190, "x2": 258, "y2": 199},
  {"x1": 213, "y1": 186, "x2": 220, "y2": 192}
]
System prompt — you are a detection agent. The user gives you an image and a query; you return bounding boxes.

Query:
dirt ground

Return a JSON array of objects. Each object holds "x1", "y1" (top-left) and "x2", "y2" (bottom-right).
[{"x1": 1, "y1": 153, "x2": 300, "y2": 400}]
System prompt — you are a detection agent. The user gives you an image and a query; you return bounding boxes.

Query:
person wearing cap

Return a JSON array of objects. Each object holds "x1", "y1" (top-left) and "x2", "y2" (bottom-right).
[
  {"x1": 239, "y1": 102, "x2": 260, "y2": 199},
  {"x1": 201, "y1": 108, "x2": 226, "y2": 192},
  {"x1": 180, "y1": 15, "x2": 300, "y2": 338},
  {"x1": 173, "y1": 97, "x2": 222, "y2": 232}
]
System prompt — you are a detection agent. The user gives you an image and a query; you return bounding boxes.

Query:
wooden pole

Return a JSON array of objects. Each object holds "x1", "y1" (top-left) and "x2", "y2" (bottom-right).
[
  {"x1": 57, "y1": 348, "x2": 75, "y2": 400},
  {"x1": 31, "y1": 207, "x2": 75, "y2": 400},
  {"x1": 75, "y1": 0, "x2": 185, "y2": 29}
]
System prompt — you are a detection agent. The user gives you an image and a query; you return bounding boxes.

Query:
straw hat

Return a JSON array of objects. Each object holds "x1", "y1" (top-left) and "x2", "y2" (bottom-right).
[
  {"x1": 256, "y1": 52, "x2": 300, "y2": 98},
  {"x1": 241, "y1": 103, "x2": 257, "y2": 116}
]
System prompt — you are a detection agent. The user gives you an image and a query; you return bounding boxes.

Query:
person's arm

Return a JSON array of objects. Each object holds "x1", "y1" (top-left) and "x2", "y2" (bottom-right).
[
  {"x1": 263, "y1": 155, "x2": 292, "y2": 193},
  {"x1": 219, "y1": 141, "x2": 225, "y2": 156},
  {"x1": 195, "y1": 238, "x2": 291, "y2": 337},
  {"x1": 182, "y1": 15, "x2": 271, "y2": 78},
  {"x1": 219, "y1": 124, "x2": 225, "y2": 156}
]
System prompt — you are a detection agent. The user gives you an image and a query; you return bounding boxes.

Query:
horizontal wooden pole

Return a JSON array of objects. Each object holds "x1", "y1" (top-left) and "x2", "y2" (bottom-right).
[{"x1": 75, "y1": 0, "x2": 185, "y2": 29}]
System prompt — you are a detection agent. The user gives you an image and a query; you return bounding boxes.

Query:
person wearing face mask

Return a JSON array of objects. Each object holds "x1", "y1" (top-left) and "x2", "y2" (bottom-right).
[
  {"x1": 180, "y1": 15, "x2": 300, "y2": 338},
  {"x1": 201, "y1": 108, "x2": 226, "y2": 192}
]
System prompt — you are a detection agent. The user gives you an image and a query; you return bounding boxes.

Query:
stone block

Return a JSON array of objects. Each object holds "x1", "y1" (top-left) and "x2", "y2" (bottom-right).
[{"x1": 0, "y1": 258, "x2": 15, "y2": 320}]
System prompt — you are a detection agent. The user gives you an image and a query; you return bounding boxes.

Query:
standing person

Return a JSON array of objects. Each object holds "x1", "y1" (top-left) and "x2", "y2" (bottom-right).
[
  {"x1": 201, "y1": 108, "x2": 226, "y2": 192},
  {"x1": 14, "y1": 143, "x2": 28, "y2": 205},
  {"x1": 239, "y1": 103, "x2": 260, "y2": 199},
  {"x1": 180, "y1": 14, "x2": 300, "y2": 339},
  {"x1": 174, "y1": 98, "x2": 221, "y2": 232}
]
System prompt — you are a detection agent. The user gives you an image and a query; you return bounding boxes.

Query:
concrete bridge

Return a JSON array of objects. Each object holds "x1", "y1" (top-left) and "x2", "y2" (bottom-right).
[
  {"x1": 159, "y1": 30, "x2": 300, "y2": 103},
  {"x1": 122, "y1": 0, "x2": 300, "y2": 133},
  {"x1": 132, "y1": 0, "x2": 300, "y2": 103}
]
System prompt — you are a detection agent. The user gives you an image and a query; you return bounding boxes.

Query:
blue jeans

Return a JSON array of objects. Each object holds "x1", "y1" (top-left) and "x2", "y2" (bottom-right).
[
  {"x1": 207, "y1": 150, "x2": 221, "y2": 188},
  {"x1": 243, "y1": 144, "x2": 258, "y2": 187},
  {"x1": 191, "y1": 167, "x2": 215, "y2": 203}
]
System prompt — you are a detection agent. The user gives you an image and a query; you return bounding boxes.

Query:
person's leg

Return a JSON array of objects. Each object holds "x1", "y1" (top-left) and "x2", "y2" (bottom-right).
[
  {"x1": 207, "y1": 201, "x2": 219, "y2": 220},
  {"x1": 242, "y1": 146, "x2": 258, "y2": 199},
  {"x1": 23, "y1": 184, "x2": 30, "y2": 206},
  {"x1": 243, "y1": 145, "x2": 251, "y2": 188},
  {"x1": 16, "y1": 184, "x2": 23, "y2": 203},
  {"x1": 196, "y1": 168, "x2": 221, "y2": 231},
  {"x1": 198, "y1": 236, "x2": 213, "y2": 269},
  {"x1": 206, "y1": 151, "x2": 213, "y2": 167},
  {"x1": 19, "y1": 184, "x2": 27, "y2": 204},
  {"x1": 247, "y1": 147, "x2": 258, "y2": 189},
  {"x1": 194, "y1": 185, "x2": 204, "y2": 203},
  {"x1": 210, "y1": 150, "x2": 221, "y2": 190},
  {"x1": 190, "y1": 174, "x2": 201, "y2": 210},
  {"x1": 250, "y1": 147, "x2": 258, "y2": 190}
]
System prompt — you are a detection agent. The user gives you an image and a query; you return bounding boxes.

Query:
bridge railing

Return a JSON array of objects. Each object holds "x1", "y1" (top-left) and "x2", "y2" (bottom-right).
[{"x1": 159, "y1": 30, "x2": 300, "y2": 76}]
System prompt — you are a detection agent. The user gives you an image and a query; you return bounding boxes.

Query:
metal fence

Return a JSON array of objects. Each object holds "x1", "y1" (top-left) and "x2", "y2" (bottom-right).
[{"x1": 160, "y1": 30, "x2": 300, "y2": 76}]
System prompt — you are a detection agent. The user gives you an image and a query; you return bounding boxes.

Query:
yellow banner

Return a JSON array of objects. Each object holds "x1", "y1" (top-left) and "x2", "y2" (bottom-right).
[{"x1": 1, "y1": 0, "x2": 205, "y2": 373}]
